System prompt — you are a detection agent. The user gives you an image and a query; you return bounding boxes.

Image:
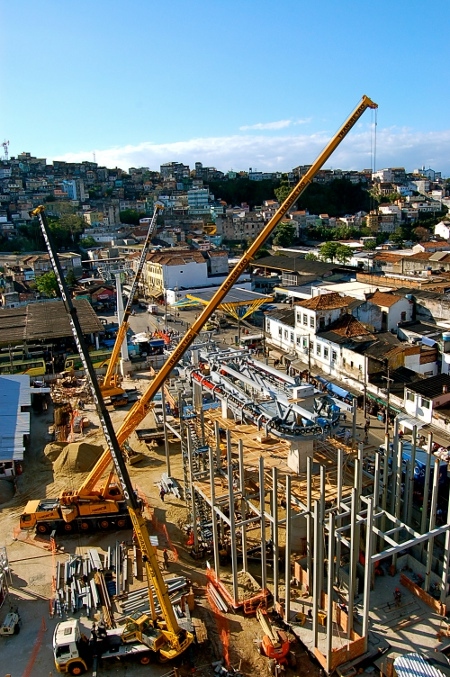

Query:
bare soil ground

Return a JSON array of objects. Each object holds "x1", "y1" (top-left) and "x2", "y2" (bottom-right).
[{"x1": 0, "y1": 382, "x2": 321, "y2": 677}]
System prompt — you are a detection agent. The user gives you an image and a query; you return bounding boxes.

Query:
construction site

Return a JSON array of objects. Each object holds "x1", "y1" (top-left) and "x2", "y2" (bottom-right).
[{"x1": 2, "y1": 96, "x2": 450, "y2": 677}]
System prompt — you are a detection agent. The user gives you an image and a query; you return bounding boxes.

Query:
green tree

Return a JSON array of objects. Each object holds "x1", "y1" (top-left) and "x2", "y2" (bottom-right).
[
  {"x1": 319, "y1": 242, "x2": 339, "y2": 262},
  {"x1": 36, "y1": 271, "x2": 59, "y2": 297},
  {"x1": 363, "y1": 240, "x2": 377, "y2": 250},
  {"x1": 305, "y1": 252, "x2": 318, "y2": 261},
  {"x1": 335, "y1": 244, "x2": 353, "y2": 264},
  {"x1": 254, "y1": 247, "x2": 271, "y2": 259},
  {"x1": 120, "y1": 209, "x2": 145, "y2": 225},
  {"x1": 274, "y1": 174, "x2": 291, "y2": 205},
  {"x1": 65, "y1": 269, "x2": 77, "y2": 288},
  {"x1": 273, "y1": 221, "x2": 296, "y2": 247},
  {"x1": 80, "y1": 236, "x2": 98, "y2": 248}
]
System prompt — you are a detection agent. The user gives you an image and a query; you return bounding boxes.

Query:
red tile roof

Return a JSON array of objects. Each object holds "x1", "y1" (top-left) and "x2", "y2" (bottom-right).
[
  {"x1": 368, "y1": 291, "x2": 403, "y2": 308},
  {"x1": 297, "y1": 293, "x2": 353, "y2": 311}
]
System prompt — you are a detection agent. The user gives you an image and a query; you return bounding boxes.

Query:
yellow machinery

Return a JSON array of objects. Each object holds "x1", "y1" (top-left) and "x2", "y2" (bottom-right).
[
  {"x1": 21, "y1": 96, "x2": 377, "y2": 536},
  {"x1": 114, "y1": 95, "x2": 378, "y2": 447},
  {"x1": 100, "y1": 203, "x2": 163, "y2": 398},
  {"x1": 30, "y1": 205, "x2": 194, "y2": 662}
]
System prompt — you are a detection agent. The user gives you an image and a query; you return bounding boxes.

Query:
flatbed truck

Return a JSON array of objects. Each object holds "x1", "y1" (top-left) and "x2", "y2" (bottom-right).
[{"x1": 53, "y1": 619, "x2": 154, "y2": 674}]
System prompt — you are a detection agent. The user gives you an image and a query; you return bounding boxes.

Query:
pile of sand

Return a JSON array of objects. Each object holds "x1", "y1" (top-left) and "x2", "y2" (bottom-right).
[
  {"x1": 43, "y1": 442, "x2": 67, "y2": 462},
  {"x1": 53, "y1": 442, "x2": 105, "y2": 474}
]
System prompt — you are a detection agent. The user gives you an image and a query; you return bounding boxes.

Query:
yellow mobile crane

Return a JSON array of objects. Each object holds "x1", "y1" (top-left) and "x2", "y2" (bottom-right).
[
  {"x1": 20, "y1": 96, "x2": 376, "y2": 537},
  {"x1": 114, "y1": 95, "x2": 378, "y2": 447},
  {"x1": 100, "y1": 203, "x2": 163, "y2": 398},
  {"x1": 31, "y1": 205, "x2": 194, "y2": 668}
]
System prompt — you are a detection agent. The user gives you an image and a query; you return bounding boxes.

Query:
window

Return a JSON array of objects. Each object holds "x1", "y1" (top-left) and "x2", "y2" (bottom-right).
[
  {"x1": 324, "y1": 347, "x2": 329, "y2": 359},
  {"x1": 421, "y1": 397, "x2": 430, "y2": 409},
  {"x1": 424, "y1": 371, "x2": 434, "y2": 377},
  {"x1": 310, "y1": 316, "x2": 315, "y2": 328},
  {"x1": 332, "y1": 351, "x2": 337, "y2": 362},
  {"x1": 302, "y1": 337, "x2": 308, "y2": 348},
  {"x1": 290, "y1": 332, "x2": 294, "y2": 342},
  {"x1": 296, "y1": 336, "x2": 301, "y2": 345},
  {"x1": 316, "y1": 344, "x2": 321, "y2": 356},
  {"x1": 350, "y1": 361, "x2": 354, "y2": 368},
  {"x1": 406, "y1": 391, "x2": 414, "y2": 402},
  {"x1": 284, "y1": 330, "x2": 288, "y2": 339},
  {"x1": 303, "y1": 314, "x2": 308, "y2": 326},
  {"x1": 278, "y1": 327, "x2": 282, "y2": 337},
  {"x1": 401, "y1": 311, "x2": 407, "y2": 322}
]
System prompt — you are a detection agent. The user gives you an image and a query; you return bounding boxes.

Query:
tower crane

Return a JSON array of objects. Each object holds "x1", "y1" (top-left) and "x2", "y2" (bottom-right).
[{"x1": 99, "y1": 203, "x2": 163, "y2": 398}]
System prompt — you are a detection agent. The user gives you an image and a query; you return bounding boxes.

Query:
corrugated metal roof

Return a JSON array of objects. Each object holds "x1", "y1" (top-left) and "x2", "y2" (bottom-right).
[
  {"x1": 0, "y1": 375, "x2": 31, "y2": 462},
  {"x1": 394, "y1": 653, "x2": 446, "y2": 677}
]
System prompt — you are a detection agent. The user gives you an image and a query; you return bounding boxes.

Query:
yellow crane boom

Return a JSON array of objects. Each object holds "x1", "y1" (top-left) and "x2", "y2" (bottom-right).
[
  {"x1": 115, "y1": 94, "x2": 377, "y2": 447},
  {"x1": 31, "y1": 204, "x2": 193, "y2": 660},
  {"x1": 100, "y1": 203, "x2": 163, "y2": 397}
]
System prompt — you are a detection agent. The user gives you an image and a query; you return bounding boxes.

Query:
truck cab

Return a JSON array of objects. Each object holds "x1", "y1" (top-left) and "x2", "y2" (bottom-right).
[{"x1": 53, "y1": 619, "x2": 91, "y2": 674}]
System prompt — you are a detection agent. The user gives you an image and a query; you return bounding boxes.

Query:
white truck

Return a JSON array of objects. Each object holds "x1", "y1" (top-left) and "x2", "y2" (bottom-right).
[{"x1": 53, "y1": 619, "x2": 153, "y2": 674}]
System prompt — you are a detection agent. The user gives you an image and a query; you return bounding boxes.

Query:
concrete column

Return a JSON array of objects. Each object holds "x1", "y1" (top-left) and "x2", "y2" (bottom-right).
[
  {"x1": 227, "y1": 432, "x2": 239, "y2": 605},
  {"x1": 306, "y1": 455, "x2": 313, "y2": 591},
  {"x1": 373, "y1": 450, "x2": 381, "y2": 508},
  {"x1": 425, "y1": 458, "x2": 440, "y2": 592},
  {"x1": 421, "y1": 434, "x2": 434, "y2": 537},
  {"x1": 390, "y1": 418, "x2": 399, "y2": 514},
  {"x1": 214, "y1": 420, "x2": 222, "y2": 470},
  {"x1": 440, "y1": 482, "x2": 450, "y2": 604},
  {"x1": 392, "y1": 439, "x2": 403, "y2": 570},
  {"x1": 284, "y1": 474, "x2": 292, "y2": 624},
  {"x1": 259, "y1": 456, "x2": 267, "y2": 593},
  {"x1": 406, "y1": 426, "x2": 417, "y2": 525},
  {"x1": 272, "y1": 466, "x2": 279, "y2": 602},
  {"x1": 238, "y1": 440, "x2": 248, "y2": 574},
  {"x1": 209, "y1": 444, "x2": 220, "y2": 578},
  {"x1": 347, "y1": 487, "x2": 358, "y2": 637},
  {"x1": 312, "y1": 500, "x2": 320, "y2": 648},
  {"x1": 362, "y1": 497, "x2": 374, "y2": 651},
  {"x1": 326, "y1": 512, "x2": 335, "y2": 674},
  {"x1": 335, "y1": 447, "x2": 343, "y2": 584},
  {"x1": 187, "y1": 430, "x2": 199, "y2": 552}
]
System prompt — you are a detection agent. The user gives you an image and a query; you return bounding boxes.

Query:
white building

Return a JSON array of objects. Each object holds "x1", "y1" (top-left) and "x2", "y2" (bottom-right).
[{"x1": 434, "y1": 220, "x2": 450, "y2": 241}]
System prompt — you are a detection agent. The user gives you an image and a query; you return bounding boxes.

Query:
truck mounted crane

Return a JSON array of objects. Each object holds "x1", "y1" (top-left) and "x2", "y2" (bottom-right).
[
  {"x1": 99, "y1": 203, "x2": 163, "y2": 398},
  {"x1": 19, "y1": 95, "x2": 376, "y2": 537},
  {"x1": 114, "y1": 94, "x2": 378, "y2": 446},
  {"x1": 28, "y1": 205, "x2": 194, "y2": 667}
]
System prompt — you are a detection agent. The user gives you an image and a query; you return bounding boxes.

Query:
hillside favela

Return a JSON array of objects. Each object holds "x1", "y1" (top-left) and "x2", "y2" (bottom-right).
[{"x1": 3, "y1": 137, "x2": 450, "y2": 677}]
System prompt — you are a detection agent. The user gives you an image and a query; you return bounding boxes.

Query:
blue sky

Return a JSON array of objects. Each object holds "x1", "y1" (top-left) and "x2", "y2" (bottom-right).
[{"x1": 2, "y1": 0, "x2": 450, "y2": 175}]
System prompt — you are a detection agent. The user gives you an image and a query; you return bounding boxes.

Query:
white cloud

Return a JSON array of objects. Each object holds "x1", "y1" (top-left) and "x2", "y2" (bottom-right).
[
  {"x1": 52, "y1": 126, "x2": 450, "y2": 175},
  {"x1": 239, "y1": 117, "x2": 311, "y2": 131},
  {"x1": 240, "y1": 119, "x2": 293, "y2": 131}
]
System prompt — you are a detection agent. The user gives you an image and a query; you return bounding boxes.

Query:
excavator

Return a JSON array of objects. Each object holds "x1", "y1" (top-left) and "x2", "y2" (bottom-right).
[
  {"x1": 31, "y1": 204, "x2": 194, "y2": 668},
  {"x1": 20, "y1": 95, "x2": 377, "y2": 536},
  {"x1": 99, "y1": 202, "x2": 163, "y2": 398}
]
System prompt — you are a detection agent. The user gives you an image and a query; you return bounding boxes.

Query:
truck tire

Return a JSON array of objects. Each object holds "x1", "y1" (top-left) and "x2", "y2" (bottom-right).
[
  {"x1": 98, "y1": 518, "x2": 110, "y2": 530},
  {"x1": 62, "y1": 522, "x2": 74, "y2": 533},
  {"x1": 79, "y1": 521, "x2": 90, "y2": 532},
  {"x1": 139, "y1": 654, "x2": 151, "y2": 665},
  {"x1": 69, "y1": 662, "x2": 86, "y2": 675},
  {"x1": 116, "y1": 517, "x2": 127, "y2": 529},
  {"x1": 36, "y1": 523, "x2": 50, "y2": 535}
]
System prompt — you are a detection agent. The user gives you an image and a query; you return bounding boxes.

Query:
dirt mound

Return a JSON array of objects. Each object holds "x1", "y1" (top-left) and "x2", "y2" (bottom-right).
[
  {"x1": 0, "y1": 479, "x2": 14, "y2": 504},
  {"x1": 43, "y1": 442, "x2": 67, "y2": 462},
  {"x1": 53, "y1": 442, "x2": 104, "y2": 474}
]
